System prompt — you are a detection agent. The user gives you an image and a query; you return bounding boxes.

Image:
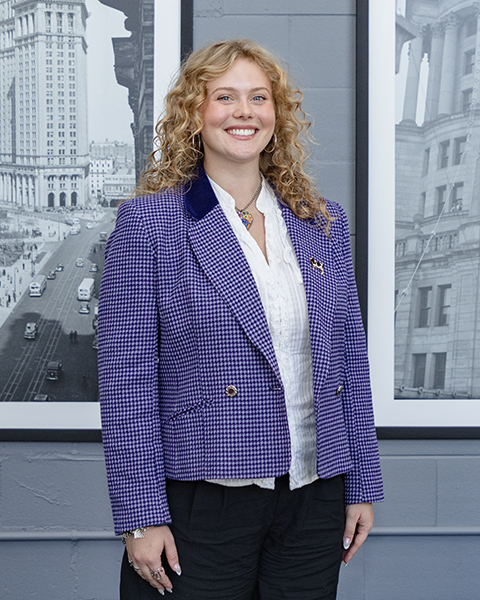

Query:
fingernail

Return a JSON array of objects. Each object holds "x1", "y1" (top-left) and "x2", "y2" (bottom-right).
[
  {"x1": 165, "y1": 588, "x2": 173, "y2": 593},
  {"x1": 343, "y1": 538, "x2": 351, "y2": 550},
  {"x1": 158, "y1": 590, "x2": 165, "y2": 596},
  {"x1": 174, "y1": 563, "x2": 182, "y2": 576},
  {"x1": 343, "y1": 560, "x2": 349, "y2": 567}
]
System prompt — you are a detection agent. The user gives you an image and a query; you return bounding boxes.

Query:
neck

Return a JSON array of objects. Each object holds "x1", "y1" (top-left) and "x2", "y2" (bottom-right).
[{"x1": 203, "y1": 159, "x2": 262, "y2": 205}]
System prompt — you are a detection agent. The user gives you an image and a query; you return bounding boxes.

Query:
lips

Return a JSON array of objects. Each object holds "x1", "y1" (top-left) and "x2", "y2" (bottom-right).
[{"x1": 225, "y1": 128, "x2": 257, "y2": 136}]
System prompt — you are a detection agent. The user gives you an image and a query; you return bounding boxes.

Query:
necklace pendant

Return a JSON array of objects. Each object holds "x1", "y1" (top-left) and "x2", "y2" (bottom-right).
[{"x1": 236, "y1": 209, "x2": 254, "y2": 230}]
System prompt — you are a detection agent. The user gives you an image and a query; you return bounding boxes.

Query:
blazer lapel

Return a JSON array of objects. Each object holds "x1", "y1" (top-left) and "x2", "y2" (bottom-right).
[
  {"x1": 280, "y1": 204, "x2": 337, "y2": 392},
  {"x1": 185, "y1": 168, "x2": 282, "y2": 383}
]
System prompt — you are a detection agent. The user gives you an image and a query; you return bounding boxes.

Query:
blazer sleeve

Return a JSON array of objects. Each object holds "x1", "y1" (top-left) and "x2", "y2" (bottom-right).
[
  {"x1": 337, "y1": 207, "x2": 384, "y2": 504},
  {"x1": 98, "y1": 199, "x2": 171, "y2": 535}
]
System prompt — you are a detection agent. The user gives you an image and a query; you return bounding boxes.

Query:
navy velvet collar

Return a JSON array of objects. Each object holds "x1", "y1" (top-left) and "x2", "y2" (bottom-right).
[{"x1": 184, "y1": 163, "x2": 219, "y2": 221}]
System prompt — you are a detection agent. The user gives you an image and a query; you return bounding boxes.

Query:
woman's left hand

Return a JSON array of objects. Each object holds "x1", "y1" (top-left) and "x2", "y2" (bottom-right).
[{"x1": 342, "y1": 502, "x2": 374, "y2": 565}]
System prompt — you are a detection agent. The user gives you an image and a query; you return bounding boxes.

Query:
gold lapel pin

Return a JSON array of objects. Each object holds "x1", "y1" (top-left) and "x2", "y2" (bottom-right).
[{"x1": 309, "y1": 258, "x2": 325, "y2": 274}]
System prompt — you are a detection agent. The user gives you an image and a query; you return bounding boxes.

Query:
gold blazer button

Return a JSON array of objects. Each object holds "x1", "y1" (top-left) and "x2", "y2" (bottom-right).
[
  {"x1": 336, "y1": 385, "x2": 344, "y2": 396},
  {"x1": 225, "y1": 385, "x2": 238, "y2": 397}
]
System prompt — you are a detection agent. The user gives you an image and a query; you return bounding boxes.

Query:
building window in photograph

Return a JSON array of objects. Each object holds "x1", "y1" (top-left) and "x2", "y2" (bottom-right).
[
  {"x1": 438, "y1": 140, "x2": 450, "y2": 168},
  {"x1": 433, "y1": 352, "x2": 447, "y2": 390},
  {"x1": 417, "y1": 286, "x2": 432, "y2": 328},
  {"x1": 465, "y1": 49, "x2": 475, "y2": 74},
  {"x1": 437, "y1": 284, "x2": 452, "y2": 326},
  {"x1": 413, "y1": 354, "x2": 427, "y2": 388},
  {"x1": 422, "y1": 147, "x2": 430, "y2": 175},
  {"x1": 463, "y1": 88, "x2": 473, "y2": 111},
  {"x1": 451, "y1": 182, "x2": 463, "y2": 211},
  {"x1": 454, "y1": 136, "x2": 467, "y2": 165},
  {"x1": 420, "y1": 191, "x2": 426, "y2": 215},
  {"x1": 436, "y1": 185, "x2": 447, "y2": 215}
]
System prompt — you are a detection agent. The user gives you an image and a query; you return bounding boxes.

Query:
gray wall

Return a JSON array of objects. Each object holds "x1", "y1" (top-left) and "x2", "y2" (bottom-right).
[
  {"x1": 2, "y1": 440, "x2": 479, "y2": 599},
  {"x1": 2, "y1": 1, "x2": 478, "y2": 599}
]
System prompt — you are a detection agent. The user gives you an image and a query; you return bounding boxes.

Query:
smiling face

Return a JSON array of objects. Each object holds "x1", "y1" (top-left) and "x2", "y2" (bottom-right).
[{"x1": 199, "y1": 58, "x2": 276, "y2": 173}]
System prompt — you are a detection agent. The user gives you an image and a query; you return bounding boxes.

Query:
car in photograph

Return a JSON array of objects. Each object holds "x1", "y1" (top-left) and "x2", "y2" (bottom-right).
[
  {"x1": 86, "y1": 222, "x2": 93, "y2": 229},
  {"x1": 75, "y1": 258, "x2": 84, "y2": 267},
  {"x1": 33, "y1": 394, "x2": 50, "y2": 402},
  {"x1": 79, "y1": 302, "x2": 90, "y2": 314},
  {"x1": 46, "y1": 361, "x2": 62, "y2": 381},
  {"x1": 46, "y1": 270, "x2": 56, "y2": 280},
  {"x1": 70, "y1": 226, "x2": 80, "y2": 235},
  {"x1": 89, "y1": 263, "x2": 98, "y2": 272},
  {"x1": 24, "y1": 322, "x2": 38, "y2": 340},
  {"x1": 55, "y1": 263, "x2": 64, "y2": 272}
]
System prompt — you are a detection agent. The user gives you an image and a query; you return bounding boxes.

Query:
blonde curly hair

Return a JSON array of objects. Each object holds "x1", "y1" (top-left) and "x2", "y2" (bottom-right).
[{"x1": 136, "y1": 39, "x2": 331, "y2": 227}]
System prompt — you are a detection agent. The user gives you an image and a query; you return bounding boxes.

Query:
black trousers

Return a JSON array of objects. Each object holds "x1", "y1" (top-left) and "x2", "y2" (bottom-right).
[{"x1": 120, "y1": 474, "x2": 345, "y2": 600}]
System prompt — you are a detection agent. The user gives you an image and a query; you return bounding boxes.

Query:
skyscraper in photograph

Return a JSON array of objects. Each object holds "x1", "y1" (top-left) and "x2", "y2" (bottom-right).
[
  {"x1": 0, "y1": 0, "x2": 89, "y2": 208},
  {"x1": 396, "y1": 0, "x2": 480, "y2": 398}
]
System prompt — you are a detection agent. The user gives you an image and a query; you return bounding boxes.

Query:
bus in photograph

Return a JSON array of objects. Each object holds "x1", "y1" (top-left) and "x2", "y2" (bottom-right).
[
  {"x1": 29, "y1": 274, "x2": 47, "y2": 297},
  {"x1": 77, "y1": 277, "x2": 95, "y2": 301}
]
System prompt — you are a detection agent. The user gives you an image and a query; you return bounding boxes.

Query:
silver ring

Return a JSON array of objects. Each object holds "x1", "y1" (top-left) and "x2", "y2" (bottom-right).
[
  {"x1": 133, "y1": 566, "x2": 141, "y2": 572},
  {"x1": 151, "y1": 567, "x2": 164, "y2": 580}
]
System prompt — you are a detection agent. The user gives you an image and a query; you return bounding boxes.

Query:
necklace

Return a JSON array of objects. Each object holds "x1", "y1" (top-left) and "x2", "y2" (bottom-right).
[{"x1": 235, "y1": 178, "x2": 262, "y2": 230}]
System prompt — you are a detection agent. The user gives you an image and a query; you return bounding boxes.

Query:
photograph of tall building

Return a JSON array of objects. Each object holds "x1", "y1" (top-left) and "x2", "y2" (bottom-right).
[
  {"x1": 0, "y1": 0, "x2": 143, "y2": 404},
  {"x1": 0, "y1": 0, "x2": 89, "y2": 208},
  {"x1": 395, "y1": 0, "x2": 480, "y2": 399}
]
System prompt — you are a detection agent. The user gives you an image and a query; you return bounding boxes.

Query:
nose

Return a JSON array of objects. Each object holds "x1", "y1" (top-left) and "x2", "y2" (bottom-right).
[{"x1": 233, "y1": 98, "x2": 253, "y2": 119}]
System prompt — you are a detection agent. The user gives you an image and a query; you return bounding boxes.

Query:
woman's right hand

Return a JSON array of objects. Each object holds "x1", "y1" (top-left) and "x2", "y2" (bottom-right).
[{"x1": 126, "y1": 525, "x2": 181, "y2": 594}]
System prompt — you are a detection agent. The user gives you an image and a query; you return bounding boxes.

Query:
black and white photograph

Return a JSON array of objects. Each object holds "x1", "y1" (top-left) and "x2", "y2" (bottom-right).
[
  {"x1": 0, "y1": 0, "x2": 180, "y2": 430},
  {"x1": 367, "y1": 0, "x2": 480, "y2": 427},
  {"x1": 395, "y1": 0, "x2": 480, "y2": 402}
]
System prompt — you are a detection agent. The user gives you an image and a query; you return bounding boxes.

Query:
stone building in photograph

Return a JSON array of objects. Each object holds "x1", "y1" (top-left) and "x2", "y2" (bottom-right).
[
  {"x1": 395, "y1": 0, "x2": 480, "y2": 398},
  {"x1": 99, "y1": 0, "x2": 154, "y2": 182},
  {"x1": 0, "y1": 0, "x2": 89, "y2": 209}
]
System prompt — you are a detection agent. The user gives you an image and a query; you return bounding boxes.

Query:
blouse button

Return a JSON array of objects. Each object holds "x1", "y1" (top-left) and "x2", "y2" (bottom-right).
[
  {"x1": 336, "y1": 385, "x2": 344, "y2": 396},
  {"x1": 225, "y1": 385, "x2": 238, "y2": 398}
]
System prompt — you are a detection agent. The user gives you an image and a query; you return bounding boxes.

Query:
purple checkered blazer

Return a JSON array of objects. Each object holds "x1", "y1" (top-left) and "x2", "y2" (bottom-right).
[{"x1": 98, "y1": 167, "x2": 384, "y2": 535}]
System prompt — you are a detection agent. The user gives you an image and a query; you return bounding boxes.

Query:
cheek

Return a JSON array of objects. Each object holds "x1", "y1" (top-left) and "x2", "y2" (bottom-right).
[
  {"x1": 264, "y1": 108, "x2": 276, "y2": 130},
  {"x1": 202, "y1": 104, "x2": 228, "y2": 128}
]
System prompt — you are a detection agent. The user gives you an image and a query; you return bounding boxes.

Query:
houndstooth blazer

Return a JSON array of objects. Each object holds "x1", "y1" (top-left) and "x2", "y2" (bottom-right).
[{"x1": 98, "y1": 166, "x2": 384, "y2": 535}]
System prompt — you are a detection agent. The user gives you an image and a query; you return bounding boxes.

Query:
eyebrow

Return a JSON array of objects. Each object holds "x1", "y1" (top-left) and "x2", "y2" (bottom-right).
[{"x1": 211, "y1": 86, "x2": 271, "y2": 94}]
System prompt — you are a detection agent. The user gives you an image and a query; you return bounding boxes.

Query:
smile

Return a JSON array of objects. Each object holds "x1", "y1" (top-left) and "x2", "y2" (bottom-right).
[{"x1": 226, "y1": 128, "x2": 256, "y2": 136}]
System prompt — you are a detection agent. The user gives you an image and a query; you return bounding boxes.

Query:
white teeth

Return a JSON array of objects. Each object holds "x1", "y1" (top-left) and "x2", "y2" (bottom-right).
[{"x1": 228, "y1": 129, "x2": 255, "y2": 136}]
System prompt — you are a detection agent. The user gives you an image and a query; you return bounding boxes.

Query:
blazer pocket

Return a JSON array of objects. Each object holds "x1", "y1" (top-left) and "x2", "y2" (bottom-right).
[{"x1": 162, "y1": 403, "x2": 209, "y2": 478}]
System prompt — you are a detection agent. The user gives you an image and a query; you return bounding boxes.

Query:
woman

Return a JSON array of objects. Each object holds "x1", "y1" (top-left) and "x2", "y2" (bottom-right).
[{"x1": 99, "y1": 39, "x2": 384, "y2": 599}]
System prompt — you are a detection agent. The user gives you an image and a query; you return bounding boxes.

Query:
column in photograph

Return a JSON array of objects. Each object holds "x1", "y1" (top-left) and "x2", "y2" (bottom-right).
[
  {"x1": 425, "y1": 21, "x2": 445, "y2": 121},
  {"x1": 437, "y1": 12, "x2": 462, "y2": 117},
  {"x1": 402, "y1": 27, "x2": 424, "y2": 123}
]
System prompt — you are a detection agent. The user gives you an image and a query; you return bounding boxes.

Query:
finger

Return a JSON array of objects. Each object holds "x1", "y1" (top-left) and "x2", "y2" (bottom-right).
[
  {"x1": 342, "y1": 513, "x2": 358, "y2": 552},
  {"x1": 136, "y1": 563, "x2": 170, "y2": 593},
  {"x1": 164, "y1": 533, "x2": 182, "y2": 576},
  {"x1": 343, "y1": 518, "x2": 372, "y2": 564},
  {"x1": 150, "y1": 565, "x2": 173, "y2": 594}
]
